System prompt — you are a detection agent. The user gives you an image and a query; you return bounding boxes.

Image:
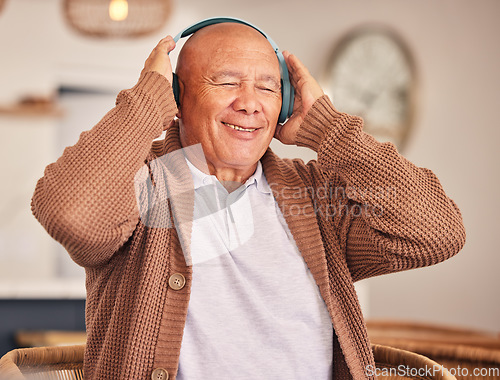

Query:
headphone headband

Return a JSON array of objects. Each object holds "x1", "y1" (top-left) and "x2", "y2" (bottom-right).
[{"x1": 171, "y1": 17, "x2": 294, "y2": 123}]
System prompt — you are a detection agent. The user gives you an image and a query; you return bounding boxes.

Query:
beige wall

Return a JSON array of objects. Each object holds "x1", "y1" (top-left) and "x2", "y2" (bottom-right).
[{"x1": 0, "y1": 0, "x2": 498, "y2": 330}]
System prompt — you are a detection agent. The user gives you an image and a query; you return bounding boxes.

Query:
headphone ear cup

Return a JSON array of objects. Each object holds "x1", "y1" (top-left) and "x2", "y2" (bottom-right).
[
  {"x1": 172, "y1": 73, "x2": 180, "y2": 107},
  {"x1": 277, "y1": 50, "x2": 294, "y2": 124},
  {"x1": 279, "y1": 74, "x2": 294, "y2": 123},
  {"x1": 279, "y1": 79, "x2": 285, "y2": 123},
  {"x1": 287, "y1": 85, "x2": 295, "y2": 119}
]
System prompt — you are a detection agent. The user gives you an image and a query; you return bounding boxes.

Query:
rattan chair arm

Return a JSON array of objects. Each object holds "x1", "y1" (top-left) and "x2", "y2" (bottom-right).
[
  {"x1": 372, "y1": 343, "x2": 457, "y2": 380},
  {"x1": 12, "y1": 345, "x2": 84, "y2": 367},
  {"x1": 0, "y1": 345, "x2": 85, "y2": 379},
  {"x1": 0, "y1": 350, "x2": 25, "y2": 379}
]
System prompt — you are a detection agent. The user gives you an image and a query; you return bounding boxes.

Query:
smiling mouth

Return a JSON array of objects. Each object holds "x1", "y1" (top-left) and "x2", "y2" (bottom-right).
[{"x1": 222, "y1": 122, "x2": 258, "y2": 133}]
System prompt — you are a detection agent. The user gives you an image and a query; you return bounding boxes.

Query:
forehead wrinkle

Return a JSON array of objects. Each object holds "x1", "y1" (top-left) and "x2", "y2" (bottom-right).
[{"x1": 211, "y1": 70, "x2": 279, "y2": 84}]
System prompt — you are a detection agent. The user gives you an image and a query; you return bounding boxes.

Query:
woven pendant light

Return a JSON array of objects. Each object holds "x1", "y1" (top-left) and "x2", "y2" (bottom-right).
[{"x1": 63, "y1": 0, "x2": 172, "y2": 38}]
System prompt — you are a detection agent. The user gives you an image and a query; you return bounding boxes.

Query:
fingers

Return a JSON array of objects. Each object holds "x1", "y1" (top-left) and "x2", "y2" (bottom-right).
[
  {"x1": 283, "y1": 51, "x2": 310, "y2": 85},
  {"x1": 142, "y1": 35, "x2": 176, "y2": 83},
  {"x1": 282, "y1": 50, "x2": 324, "y2": 106},
  {"x1": 274, "y1": 113, "x2": 300, "y2": 145},
  {"x1": 149, "y1": 36, "x2": 176, "y2": 60},
  {"x1": 156, "y1": 35, "x2": 176, "y2": 54}
]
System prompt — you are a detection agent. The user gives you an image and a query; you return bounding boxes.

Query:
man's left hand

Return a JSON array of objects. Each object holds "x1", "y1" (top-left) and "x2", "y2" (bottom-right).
[{"x1": 274, "y1": 51, "x2": 325, "y2": 145}]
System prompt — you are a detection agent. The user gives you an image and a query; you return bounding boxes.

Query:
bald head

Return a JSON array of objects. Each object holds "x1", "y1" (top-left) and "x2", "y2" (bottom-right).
[{"x1": 176, "y1": 23, "x2": 279, "y2": 84}]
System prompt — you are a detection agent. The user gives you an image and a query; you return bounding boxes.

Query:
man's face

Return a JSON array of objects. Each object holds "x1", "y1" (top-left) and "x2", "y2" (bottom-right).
[{"x1": 177, "y1": 25, "x2": 282, "y2": 174}]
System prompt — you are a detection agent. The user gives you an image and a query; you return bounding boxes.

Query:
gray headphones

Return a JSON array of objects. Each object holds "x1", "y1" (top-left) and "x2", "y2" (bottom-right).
[{"x1": 171, "y1": 17, "x2": 295, "y2": 124}]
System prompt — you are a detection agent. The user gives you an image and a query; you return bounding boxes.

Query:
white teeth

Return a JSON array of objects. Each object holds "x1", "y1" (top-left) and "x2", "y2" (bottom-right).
[{"x1": 223, "y1": 122, "x2": 257, "y2": 132}]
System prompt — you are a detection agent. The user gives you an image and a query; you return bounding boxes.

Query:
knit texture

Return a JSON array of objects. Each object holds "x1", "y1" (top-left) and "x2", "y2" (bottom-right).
[{"x1": 31, "y1": 71, "x2": 466, "y2": 380}]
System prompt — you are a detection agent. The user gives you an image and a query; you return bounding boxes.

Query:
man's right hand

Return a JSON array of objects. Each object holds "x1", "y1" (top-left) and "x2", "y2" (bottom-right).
[{"x1": 141, "y1": 35, "x2": 176, "y2": 84}]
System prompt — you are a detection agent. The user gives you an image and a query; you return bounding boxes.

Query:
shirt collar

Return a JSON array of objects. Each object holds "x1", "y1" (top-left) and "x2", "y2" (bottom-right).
[{"x1": 185, "y1": 158, "x2": 272, "y2": 195}]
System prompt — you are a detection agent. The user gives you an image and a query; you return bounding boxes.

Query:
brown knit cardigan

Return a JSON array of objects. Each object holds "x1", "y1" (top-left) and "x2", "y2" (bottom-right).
[{"x1": 31, "y1": 71, "x2": 466, "y2": 380}]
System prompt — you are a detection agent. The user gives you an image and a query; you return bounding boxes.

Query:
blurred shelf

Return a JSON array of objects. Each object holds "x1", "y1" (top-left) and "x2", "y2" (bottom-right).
[
  {"x1": 16, "y1": 330, "x2": 86, "y2": 347},
  {"x1": 0, "y1": 101, "x2": 63, "y2": 118},
  {"x1": 0, "y1": 279, "x2": 86, "y2": 299}
]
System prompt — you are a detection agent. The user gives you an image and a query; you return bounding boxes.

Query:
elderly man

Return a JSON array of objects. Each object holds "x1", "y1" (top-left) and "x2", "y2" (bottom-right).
[{"x1": 31, "y1": 19, "x2": 465, "y2": 380}]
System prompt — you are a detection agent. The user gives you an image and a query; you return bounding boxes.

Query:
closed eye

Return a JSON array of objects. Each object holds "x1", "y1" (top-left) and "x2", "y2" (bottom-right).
[
  {"x1": 259, "y1": 87, "x2": 278, "y2": 92},
  {"x1": 257, "y1": 85, "x2": 280, "y2": 95}
]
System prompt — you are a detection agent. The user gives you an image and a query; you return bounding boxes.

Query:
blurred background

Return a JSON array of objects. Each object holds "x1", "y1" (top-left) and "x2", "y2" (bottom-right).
[{"x1": 0, "y1": 0, "x2": 498, "y2": 358}]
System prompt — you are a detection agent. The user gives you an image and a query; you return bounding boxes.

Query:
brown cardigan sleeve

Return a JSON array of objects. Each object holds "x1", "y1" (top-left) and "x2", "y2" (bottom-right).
[
  {"x1": 31, "y1": 71, "x2": 178, "y2": 268},
  {"x1": 295, "y1": 95, "x2": 466, "y2": 282}
]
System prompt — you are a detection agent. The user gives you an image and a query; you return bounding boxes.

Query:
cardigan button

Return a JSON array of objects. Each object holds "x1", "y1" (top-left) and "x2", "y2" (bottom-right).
[
  {"x1": 151, "y1": 368, "x2": 169, "y2": 380},
  {"x1": 168, "y1": 273, "x2": 186, "y2": 290}
]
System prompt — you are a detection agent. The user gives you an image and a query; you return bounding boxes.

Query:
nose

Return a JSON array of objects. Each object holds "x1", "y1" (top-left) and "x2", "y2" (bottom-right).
[{"x1": 232, "y1": 84, "x2": 262, "y2": 115}]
